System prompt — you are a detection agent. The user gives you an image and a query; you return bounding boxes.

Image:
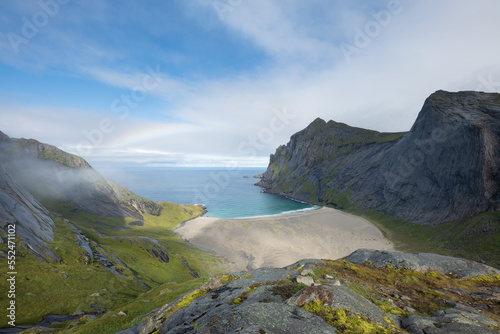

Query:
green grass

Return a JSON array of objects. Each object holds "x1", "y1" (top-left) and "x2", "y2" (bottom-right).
[
  {"x1": 313, "y1": 259, "x2": 500, "y2": 322},
  {"x1": 347, "y1": 205, "x2": 500, "y2": 268},
  {"x1": 0, "y1": 201, "x2": 225, "y2": 329},
  {"x1": 67, "y1": 279, "x2": 206, "y2": 334},
  {"x1": 0, "y1": 218, "x2": 145, "y2": 326}
]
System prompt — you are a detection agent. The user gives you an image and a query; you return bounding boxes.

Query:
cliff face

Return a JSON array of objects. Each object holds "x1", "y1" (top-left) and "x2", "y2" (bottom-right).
[
  {"x1": 0, "y1": 162, "x2": 56, "y2": 262},
  {"x1": 258, "y1": 91, "x2": 500, "y2": 225},
  {"x1": 0, "y1": 132, "x2": 162, "y2": 219}
]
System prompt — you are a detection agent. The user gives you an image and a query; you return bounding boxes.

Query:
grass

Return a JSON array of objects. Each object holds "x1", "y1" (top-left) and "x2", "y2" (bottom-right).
[
  {"x1": 67, "y1": 279, "x2": 206, "y2": 334},
  {"x1": 0, "y1": 218, "x2": 145, "y2": 326},
  {"x1": 312, "y1": 259, "x2": 500, "y2": 322},
  {"x1": 347, "y1": 205, "x2": 500, "y2": 268},
  {"x1": 0, "y1": 201, "x2": 225, "y2": 330}
]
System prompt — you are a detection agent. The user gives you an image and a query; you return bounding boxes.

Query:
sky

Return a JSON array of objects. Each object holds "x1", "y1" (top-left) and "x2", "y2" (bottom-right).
[{"x1": 1, "y1": 0, "x2": 499, "y2": 168}]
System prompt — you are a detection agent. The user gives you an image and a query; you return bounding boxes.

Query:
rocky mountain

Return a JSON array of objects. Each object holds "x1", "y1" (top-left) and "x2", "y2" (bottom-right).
[
  {"x1": 258, "y1": 90, "x2": 500, "y2": 225},
  {"x1": 0, "y1": 162, "x2": 57, "y2": 262},
  {"x1": 0, "y1": 131, "x2": 162, "y2": 220}
]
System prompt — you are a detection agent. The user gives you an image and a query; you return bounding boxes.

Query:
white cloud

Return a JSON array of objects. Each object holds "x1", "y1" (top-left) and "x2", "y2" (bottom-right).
[{"x1": 2, "y1": 0, "x2": 500, "y2": 167}]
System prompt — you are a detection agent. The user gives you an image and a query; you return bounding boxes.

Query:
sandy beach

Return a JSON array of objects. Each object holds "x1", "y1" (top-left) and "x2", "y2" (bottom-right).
[{"x1": 174, "y1": 207, "x2": 394, "y2": 272}]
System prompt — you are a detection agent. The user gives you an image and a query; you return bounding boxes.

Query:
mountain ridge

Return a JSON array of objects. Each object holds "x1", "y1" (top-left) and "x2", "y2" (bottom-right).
[
  {"x1": 0, "y1": 131, "x2": 162, "y2": 220},
  {"x1": 258, "y1": 90, "x2": 500, "y2": 225}
]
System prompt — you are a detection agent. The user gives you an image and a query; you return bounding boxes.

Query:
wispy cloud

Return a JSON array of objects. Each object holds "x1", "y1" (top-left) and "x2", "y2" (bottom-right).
[{"x1": 1, "y1": 0, "x2": 500, "y2": 167}]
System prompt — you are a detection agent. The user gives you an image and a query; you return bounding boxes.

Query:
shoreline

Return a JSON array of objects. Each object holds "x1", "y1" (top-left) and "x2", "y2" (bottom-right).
[
  {"x1": 203, "y1": 204, "x2": 321, "y2": 220},
  {"x1": 174, "y1": 206, "x2": 394, "y2": 272}
]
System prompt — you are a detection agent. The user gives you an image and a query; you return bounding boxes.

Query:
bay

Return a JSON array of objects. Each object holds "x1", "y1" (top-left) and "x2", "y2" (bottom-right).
[{"x1": 96, "y1": 166, "x2": 317, "y2": 219}]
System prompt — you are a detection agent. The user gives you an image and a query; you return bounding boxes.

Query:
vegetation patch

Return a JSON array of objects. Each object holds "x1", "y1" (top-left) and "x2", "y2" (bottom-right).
[
  {"x1": 303, "y1": 300, "x2": 394, "y2": 334},
  {"x1": 163, "y1": 288, "x2": 209, "y2": 320},
  {"x1": 0, "y1": 201, "x2": 225, "y2": 331},
  {"x1": 348, "y1": 205, "x2": 500, "y2": 269},
  {"x1": 312, "y1": 259, "x2": 500, "y2": 323},
  {"x1": 271, "y1": 280, "x2": 307, "y2": 301}
]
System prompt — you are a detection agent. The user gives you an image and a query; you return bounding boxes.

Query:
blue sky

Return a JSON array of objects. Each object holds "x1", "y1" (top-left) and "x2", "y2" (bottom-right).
[{"x1": 1, "y1": 0, "x2": 500, "y2": 167}]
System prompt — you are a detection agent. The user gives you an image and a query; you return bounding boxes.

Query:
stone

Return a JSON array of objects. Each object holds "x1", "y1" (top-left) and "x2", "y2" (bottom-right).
[
  {"x1": 401, "y1": 302, "x2": 498, "y2": 334},
  {"x1": 296, "y1": 275, "x2": 314, "y2": 286},
  {"x1": 403, "y1": 306, "x2": 417, "y2": 314},
  {"x1": 90, "y1": 293, "x2": 100, "y2": 297},
  {"x1": 300, "y1": 269, "x2": 313, "y2": 276},
  {"x1": 287, "y1": 284, "x2": 389, "y2": 326},
  {"x1": 117, "y1": 311, "x2": 127, "y2": 316}
]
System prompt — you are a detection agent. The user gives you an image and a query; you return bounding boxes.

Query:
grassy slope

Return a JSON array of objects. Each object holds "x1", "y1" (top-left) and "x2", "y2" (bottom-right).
[
  {"x1": 0, "y1": 202, "x2": 225, "y2": 328},
  {"x1": 348, "y1": 204, "x2": 500, "y2": 269}
]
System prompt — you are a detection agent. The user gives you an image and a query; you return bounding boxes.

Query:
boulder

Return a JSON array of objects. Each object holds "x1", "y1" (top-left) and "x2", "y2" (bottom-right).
[{"x1": 346, "y1": 249, "x2": 500, "y2": 278}]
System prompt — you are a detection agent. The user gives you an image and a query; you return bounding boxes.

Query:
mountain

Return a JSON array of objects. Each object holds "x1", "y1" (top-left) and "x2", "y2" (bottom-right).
[
  {"x1": 0, "y1": 162, "x2": 57, "y2": 262},
  {"x1": 0, "y1": 131, "x2": 220, "y2": 329},
  {"x1": 0, "y1": 132, "x2": 162, "y2": 220},
  {"x1": 258, "y1": 90, "x2": 500, "y2": 225}
]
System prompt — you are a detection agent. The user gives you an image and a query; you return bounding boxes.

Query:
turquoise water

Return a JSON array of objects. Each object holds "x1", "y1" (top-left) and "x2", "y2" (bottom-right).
[{"x1": 96, "y1": 167, "x2": 317, "y2": 218}]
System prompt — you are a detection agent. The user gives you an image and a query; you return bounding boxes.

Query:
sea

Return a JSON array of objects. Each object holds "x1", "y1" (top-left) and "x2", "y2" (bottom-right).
[{"x1": 95, "y1": 167, "x2": 318, "y2": 219}]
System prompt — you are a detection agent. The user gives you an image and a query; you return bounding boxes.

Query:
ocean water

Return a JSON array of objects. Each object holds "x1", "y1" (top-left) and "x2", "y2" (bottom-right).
[{"x1": 96, "y1": 167, "x2": 317, "y2": 219}]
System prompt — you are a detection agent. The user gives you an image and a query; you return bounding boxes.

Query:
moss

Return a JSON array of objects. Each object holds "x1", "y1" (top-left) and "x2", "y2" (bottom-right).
[
  {"x1": 164, "y1": 288, "x2": 209, "y2": 320},
  {"x1": 373, "y1": 300, "x2": 405, "y2": 316},
  {"x1": 229, "y1": 297, "x2": 242, "y2": 305},
  {"x1": 303, "y1": 300, "x2": 395, "y2": 333},
  {"x1": 270, "y1": 280, "x2": 304, "y2": 301},
  {"x1": 322, "y1": 188, "x2": 352, "y2": 209},
  {"x1": 312, "y1": 259, "x2": 500, "y2": 322},
  {"x1": 468, "y1": 274, "x2": 500, "y2": 286},
  {"x1": 307, "y1": 272, "x2": 319, "y2": 281},
  {"x1": 293, "y1": 282, "x2": 309, "y2": 294}
]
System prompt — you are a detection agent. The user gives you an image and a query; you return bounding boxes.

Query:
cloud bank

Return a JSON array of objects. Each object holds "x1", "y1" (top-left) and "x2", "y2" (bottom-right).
[{"x1": 0, "y1": 0, "x2": 499, "y2": 166}]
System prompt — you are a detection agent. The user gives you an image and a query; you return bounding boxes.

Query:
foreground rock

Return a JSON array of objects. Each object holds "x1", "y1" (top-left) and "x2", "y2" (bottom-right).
[
  {"x1": 402, "y1": 302, "x2": 499, "y2": 334},
  {"x1": 117, "y1": 251, "x2": 500, "y2": 334},
  {"x1": 347, "y1": 249, "x2": 500, "y2": 279}
]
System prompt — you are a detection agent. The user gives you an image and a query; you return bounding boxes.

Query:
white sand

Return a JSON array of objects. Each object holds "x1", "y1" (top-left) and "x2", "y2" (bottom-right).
[{"x1": 174, "y1": 207, "x2": 394, "y2": 272}]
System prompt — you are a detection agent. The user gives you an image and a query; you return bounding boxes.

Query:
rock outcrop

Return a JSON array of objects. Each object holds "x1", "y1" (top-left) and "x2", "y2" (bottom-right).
[
  {"x1": 346, "y1": 249, "x2": 500, "y2": 279},
  {"x1": 0, "y1": 131, "x2": 162, "y2": 219},
  {"x1": 0, "y1": 162, "x2": 57, "y2": 262},
  {"x1": 258, "y1": 91, "x2": 500, "y2": 224},
  {"x1": 118, "y1": 252, "x2": 500, "y2": 334}
]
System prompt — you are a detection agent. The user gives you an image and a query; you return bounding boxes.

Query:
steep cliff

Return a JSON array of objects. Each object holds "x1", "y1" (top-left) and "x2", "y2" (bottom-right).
[
  {"x1": 0, "y1": 162, "x2": 57, "y2": 262},
  {"x1": 0, "y1": 132, "x2": 162, "y2": 219},
  {"x1": 258, "y1": 91, "x2": 500, "y2": 225}
]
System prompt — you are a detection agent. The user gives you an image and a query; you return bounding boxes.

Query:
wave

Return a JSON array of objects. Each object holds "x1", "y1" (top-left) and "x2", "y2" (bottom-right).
[{"x1": 228, "y1": 205, "x2": 321, "y2": 220}]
